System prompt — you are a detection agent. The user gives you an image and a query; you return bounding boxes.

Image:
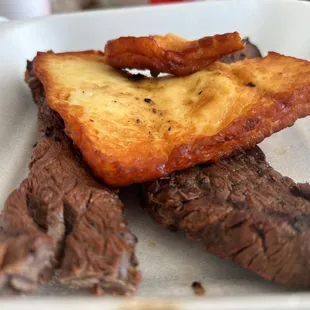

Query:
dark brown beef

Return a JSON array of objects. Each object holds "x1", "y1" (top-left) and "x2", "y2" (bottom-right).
[
  {"x1": 0, "y1": 60, "x2": 140, "y2": 294},
  {"x1": 0, "y1": 121, "x2": 66, "y2": 292},
  {"x1": 143, "y1": 147, "x2": 310, "y2": 288},
  {"x1": 143, "y1": 40, "x2": 310, "y2": 288},
  {"x1": 220, "y1": 38, "x2": 262, "y2": 64},
  {"x1": 29, "y1": 63, "x2": 141, "y2": 295},
  {"x1": 0, "y1": 191, "x2": 55, "y2": 292},
  {"x1": 0, "y1": 73, "x2": 65, "y2": 291}
]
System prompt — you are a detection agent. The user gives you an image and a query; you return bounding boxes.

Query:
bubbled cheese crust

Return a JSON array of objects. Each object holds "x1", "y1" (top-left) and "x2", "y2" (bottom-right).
[{"x1": 34, "y1": 51, "x2": 310, "y2": 186}]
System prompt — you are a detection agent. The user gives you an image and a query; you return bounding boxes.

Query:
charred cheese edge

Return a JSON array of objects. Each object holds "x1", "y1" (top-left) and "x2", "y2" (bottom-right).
[{"x1": 34, "y1": 51, "x2": 310, "y2": 186}]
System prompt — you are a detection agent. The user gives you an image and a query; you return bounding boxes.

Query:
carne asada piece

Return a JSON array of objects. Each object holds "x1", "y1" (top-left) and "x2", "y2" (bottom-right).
[
  {"x1": 143, "y1": 146, "x2": 310, "y2": 288},
  {"x1": 0, "y1": 70, "x2": 66, "y2": 291},
  {"x1": 0, "y1": 193, "x2": 55, "y2": 292},
  {"x1": 0, "y1": 61, "x2": 140, "y2": 295},
  {"x1": 27, "y1": 61, "x2": 141, "y2": 295},
  {"x1": 0, "y1": 106, "x2": 66, "y2": 292}
]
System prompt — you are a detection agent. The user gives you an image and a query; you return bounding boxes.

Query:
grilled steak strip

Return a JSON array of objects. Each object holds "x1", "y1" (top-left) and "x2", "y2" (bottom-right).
[
  {"x1": 26, "y1": 60, "x2": 141, "y2": 295},
  {"x1": 143, "y1": 147, "x2": 310, "y2": 288},
  {"x1": 0, "y1": 191, "x2": 55, "y2": 292},
  {"x1": 0, "y1": 70, "x2": 66, "y2": 292},
  {"x1": 144, "y1": 41, "x2": 310, "y2": 288},
  {"x1": 0, "y1": 60, "x2": 140, "y2": 294}
]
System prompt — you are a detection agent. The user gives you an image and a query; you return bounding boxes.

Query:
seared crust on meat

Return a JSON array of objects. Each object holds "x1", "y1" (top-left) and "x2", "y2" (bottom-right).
[{"x1": 34, "y1": 51, "x2": 310, "y2": 186}]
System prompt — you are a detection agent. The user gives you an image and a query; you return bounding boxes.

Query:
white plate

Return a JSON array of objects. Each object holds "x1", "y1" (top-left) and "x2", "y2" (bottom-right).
[{"x1": 1, "y1": 0, "x2": 310, "y2": 308}]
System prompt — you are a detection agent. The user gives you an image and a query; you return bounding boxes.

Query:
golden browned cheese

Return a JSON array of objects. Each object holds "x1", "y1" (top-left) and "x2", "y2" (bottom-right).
[
  {"x1": 34, "y1": 51, "x2": 310, "y2": 187},
  {"x1": 104, "y1": 32, "x2": 245, "y2": 76}
]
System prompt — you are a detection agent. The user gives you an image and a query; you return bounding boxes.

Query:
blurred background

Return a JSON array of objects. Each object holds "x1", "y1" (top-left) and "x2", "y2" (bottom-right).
[
  {"x1": 1, "y1": 0, "x2": 308, "y2": 20},
  {"x1": 0, "y1": 0, "x2": 203, "y2": 20},
  {"x1": 51, "y1": 0, "x2": 202, "y2": 13}
]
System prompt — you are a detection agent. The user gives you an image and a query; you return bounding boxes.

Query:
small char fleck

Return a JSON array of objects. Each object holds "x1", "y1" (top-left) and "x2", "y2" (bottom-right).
[
  {"x1": 198, "y1": 91, "x2": 202, "y2": 95},
  {"x1": 136, "y1": 119, "x2": 140, "y2": 124},
  {"x1": 144, "y1": 98, "x2": 152, "y2": 104},
  {"x1": 247, "y1": 82, "x2": 256, "y2": 87},
  {"x1": 113, "y1": 100, "x2": 117, "y2": 103},
  {"x1": 90, "y1": 119, "x2": 94, "y2": 122},
  {"x1": 152, "y1": 108, "x2": 157, "y2": 114},
  {"x1": 54, "y1": 137, "x2": 61, "y2": 142},
  {"x1": 168, "y1": 120, "x2": 171, "y2": 123},
  {"x1": 32, "y1": 142, "x2": 37, "y2": 148},
  {"x1": 148, "y1": 131, "x2": 151, "y2": 135},
  {"x1": 82, "y1": 90, "x2": 85, "y2": 93},
  {"x1": 191, "y1": 281, "x2": 205, "y2": 296},
  {"x1": 168, "y1": 127, "x2": 171, "y2": 131},
  {"x1": 135, "y1": 97, "x2": 139, "y2": 100},
  {"x1": 128, "y1": 73, "x2": 146, "y2": 82},
  {"x1": 257, "y1": 168, "x2": 263, "y2": 177}
]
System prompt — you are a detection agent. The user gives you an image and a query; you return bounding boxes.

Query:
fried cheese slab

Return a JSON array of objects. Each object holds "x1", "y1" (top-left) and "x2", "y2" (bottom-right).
[
  {"x1": 34, "y1": 51, "x2": 310, "y2": 186},
  {"x1": 104, "y1": 32, "x2": 245, "y2": 76}
]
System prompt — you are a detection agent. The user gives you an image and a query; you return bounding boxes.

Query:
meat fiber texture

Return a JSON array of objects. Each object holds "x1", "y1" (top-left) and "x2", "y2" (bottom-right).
[
  {"x1": 142, "y1": 40, "x2": 310, "y2": 288},
  {"x1": 0, "y1": 63, "x2": 140, "y2": 295},
  {"x1": 143, "y1": 147, "x2": 310, "y2": 288}
]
